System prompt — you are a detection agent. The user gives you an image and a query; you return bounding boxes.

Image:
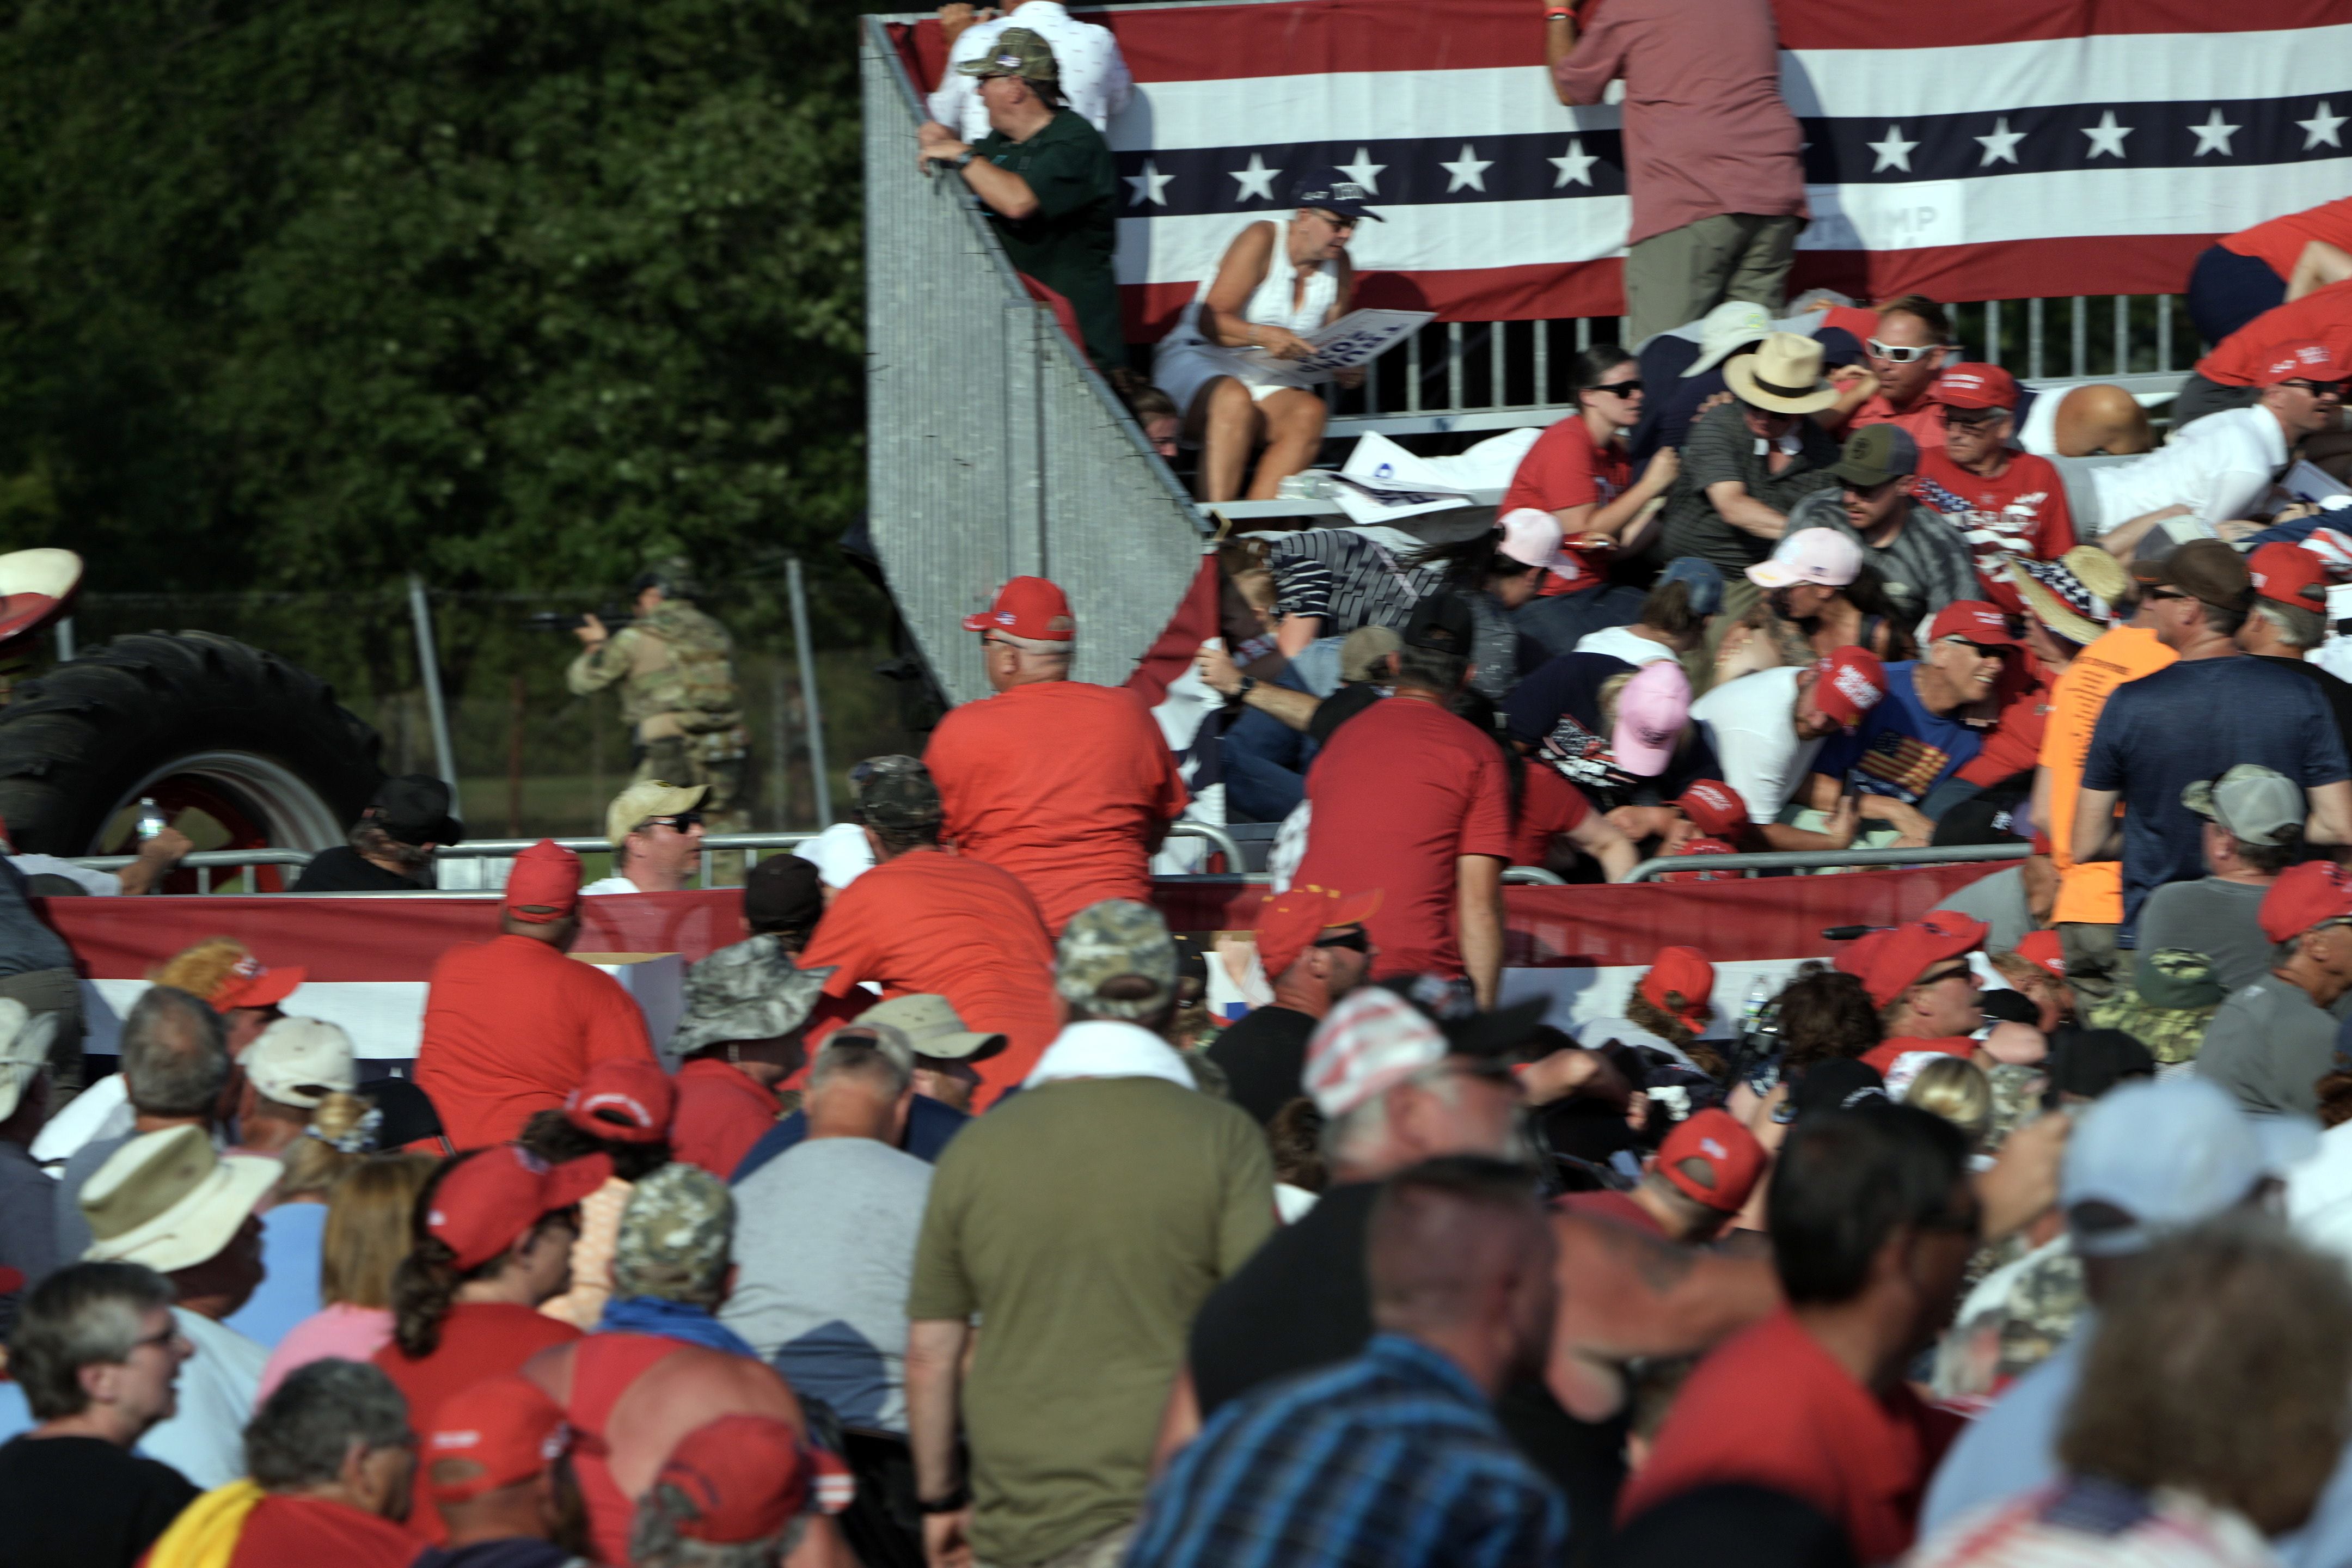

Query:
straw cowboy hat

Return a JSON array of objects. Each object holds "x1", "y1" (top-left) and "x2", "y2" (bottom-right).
[
  {"x1": 82, "y1": 1125, "x2": 278, "y2": 1273},
  {"x1": 2008, "y1": 546, "x2": 2132, "y2": 647},
  {"x1": 1724, "y1": 333, "x2": 1840, "y2": 415}
]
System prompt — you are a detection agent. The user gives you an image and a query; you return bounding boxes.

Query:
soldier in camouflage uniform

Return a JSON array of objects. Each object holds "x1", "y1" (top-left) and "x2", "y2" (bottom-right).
[{"x1": 567, "y1": 560, "x2": 751, "y2": 842}]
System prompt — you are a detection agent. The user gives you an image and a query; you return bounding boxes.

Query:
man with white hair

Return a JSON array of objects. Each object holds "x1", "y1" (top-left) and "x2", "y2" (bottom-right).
[
  {"x1": 1921, "y1": 1075, "x2": 2313, "y2": 1538},
  {"x1": 923, "y1": 577, "x2": 1186, "y2": 934}
]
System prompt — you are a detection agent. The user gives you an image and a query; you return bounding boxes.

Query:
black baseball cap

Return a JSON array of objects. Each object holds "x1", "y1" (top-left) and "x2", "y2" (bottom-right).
[
  {"x1": 366, "y1": 775, "x2": 463, "y2": 847},
  {"x1": 1291, "y1": 167, "x2": 1385, "y2": 222},
  {"x1": 1402, "y1": 591, "x2": 1477, "y2": 657}
]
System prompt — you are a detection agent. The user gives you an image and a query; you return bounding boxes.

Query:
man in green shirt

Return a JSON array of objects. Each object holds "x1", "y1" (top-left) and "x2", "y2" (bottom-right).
[
  {"x1": 905, "y1": 899, "x2": 1275, "y2": 1568},
  {"x1": 917, "y1": 27, "x2": 1125, "y2": 373}
]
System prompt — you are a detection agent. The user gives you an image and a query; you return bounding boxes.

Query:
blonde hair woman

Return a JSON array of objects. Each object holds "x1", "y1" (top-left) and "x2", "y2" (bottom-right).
[{"x1": 253, "y1": 1151, "x2": 436, "y2": 1403}]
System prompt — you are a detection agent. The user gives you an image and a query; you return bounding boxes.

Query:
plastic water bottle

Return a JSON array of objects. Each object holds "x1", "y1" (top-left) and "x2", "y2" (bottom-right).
[
  {"x1": 133, "y1": 797, "x2": 167, "y2": 842},
  {"x1": 1740, "y1": 977, "x2": 1774, "y2": 1037}
]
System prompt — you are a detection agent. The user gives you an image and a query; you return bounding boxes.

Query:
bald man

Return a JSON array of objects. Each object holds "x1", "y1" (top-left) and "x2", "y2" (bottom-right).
[{"x1": 1130, "y1": 1157, "x2": 1570, "y2": 1568}]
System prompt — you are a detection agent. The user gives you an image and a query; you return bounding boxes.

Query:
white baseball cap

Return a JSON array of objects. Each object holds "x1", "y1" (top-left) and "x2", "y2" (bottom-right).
[
  {"x1": 1498, "y1": 508, "x2": 1565, "y2": 570},
  {"x1": 1745, "y1": 527, "x2": 1864, "y2": 590},
  {"x1": 795, "y1": 820, "x2": 875, "y2": 891},
  {"x1": 243, "y1": 1016, "x2": 358, "y2": 1110}
]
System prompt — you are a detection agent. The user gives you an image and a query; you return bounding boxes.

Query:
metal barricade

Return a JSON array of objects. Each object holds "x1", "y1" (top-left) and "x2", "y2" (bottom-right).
[{"x1": 1624, "y1": 842, "x2": 2030, "y2": 884}]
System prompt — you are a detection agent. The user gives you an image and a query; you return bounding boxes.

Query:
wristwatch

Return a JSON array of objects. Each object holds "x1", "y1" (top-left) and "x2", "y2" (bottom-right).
[
  {"x1": 919, "y1": 1485, "x2": 973, "y2": 1515},
  {"x1": 1233, "y1": 673, "x2": 1258, "y2": 701},
  {"x1": 952, "y1": 150, "x2": 977, "y2": 170}
]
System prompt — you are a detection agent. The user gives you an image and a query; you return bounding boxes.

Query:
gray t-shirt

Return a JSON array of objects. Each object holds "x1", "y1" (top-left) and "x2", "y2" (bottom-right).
[
  {"x1": 1659, "y1": 402, "x2": 1842, "y2": 576},
  {"x1": 1784, "y1": 489, "x2": 1979, "y2": 625},
  {"x1": 2134, "y1": 878, "x2": 2274, "y2": 996},
  {"x1": 1936, "y1": 866, "x2": 2036, "y2": 957},
  {"x1": 2195, "y1": 978, "x2": 2352, "y2": 1116},
  {"x1": 720, "y1": 1135, "x2": 932, "y2": 1435}
]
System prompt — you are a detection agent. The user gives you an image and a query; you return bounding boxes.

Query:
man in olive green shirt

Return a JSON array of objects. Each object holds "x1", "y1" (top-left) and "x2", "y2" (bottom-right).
[
  {"x1": 905, "y1": 900, "x2": 1276, "y2": 1568},
  {"x1": 916, "y1": 27, "x2": 1125, "y2": 372}
]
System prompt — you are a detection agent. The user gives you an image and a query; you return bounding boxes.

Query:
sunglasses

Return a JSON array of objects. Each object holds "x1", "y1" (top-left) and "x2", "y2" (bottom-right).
[
  {"x1": 1916, "y1": 963, "x2": 1975, "y2": 988},
  {"x1": 1866, "y1": 337, "x2": 1940, "y2": 364},
  {"x1": 1939, "y1": 407, "x2": 2004, "y2": 428},
  {"x1": 1313, "y1": 928, "x2": 1370, "y2": 954},
  {"x1": 645, "y1": 810, "x2": 704, "y2": 832},
  {"x1": 1589, "y1": 378, "x2": 1644, "y2": 398},
  {"x1": 2280, "y1": 378, "x2": 2347, "y2": 398}
]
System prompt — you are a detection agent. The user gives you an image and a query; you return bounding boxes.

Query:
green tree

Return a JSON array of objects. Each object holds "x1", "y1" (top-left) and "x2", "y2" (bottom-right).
[{"x1": 0, "y1": 0, "x2": 867, "y2": 626}]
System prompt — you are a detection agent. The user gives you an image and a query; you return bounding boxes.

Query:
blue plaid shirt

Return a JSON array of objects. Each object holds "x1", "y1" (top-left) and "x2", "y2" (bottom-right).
[{"x1": 1126, "y1": 1333, "x2": 1569, "y2": 1568}]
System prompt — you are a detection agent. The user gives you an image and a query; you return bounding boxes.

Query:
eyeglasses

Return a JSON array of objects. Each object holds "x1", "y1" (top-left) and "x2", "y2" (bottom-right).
[
  {"x1": 1589, "y1": 378, "x2": 1644, "y2": 398},
  {"x1": 2280, "y1": 379, "x2": 2347, "y2": 399},
  {"x1": 125, "y1": 1323, "x2": 185, "y2": 1358},
  {"x1": 1939, "y1": 407, "x2": 2004, "y2": 427},
  {"x1": 1866, "y1": 337, "x2": 1940, "y2": 364},
  {"x1": 645, "y1": 810, "x2": 704, "y2": 832},
  {"x1": 1312, "y1": 928, "x2": 1370, "y2": 954}
]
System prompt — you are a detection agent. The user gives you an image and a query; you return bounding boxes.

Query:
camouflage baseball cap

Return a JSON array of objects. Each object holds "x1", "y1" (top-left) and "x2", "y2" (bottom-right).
[
  {"x1": 956, "y1": 26, "x2": 1059, "y2": 83},
  {"x1": 611, "y1": 1162, "x2": 733, "y2": 1303},
  {"x1": 668, "y1": 934, "x2": 837, "y2": 1057},
  {"x1": 1055, "y1": 899, "x2": 1177, "y2": 1021},
  {"x1": 852, "y1": 755, "x2": 941, "y2": 832}
]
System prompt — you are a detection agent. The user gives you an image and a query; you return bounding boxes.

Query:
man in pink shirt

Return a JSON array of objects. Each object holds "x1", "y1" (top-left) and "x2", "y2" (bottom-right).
[{"x1": 1548, "y1": 0, "x2": 1806, "y2": 344}]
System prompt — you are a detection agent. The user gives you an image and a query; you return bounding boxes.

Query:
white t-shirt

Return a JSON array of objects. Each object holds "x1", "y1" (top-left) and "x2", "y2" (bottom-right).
[
  {"x1": 1688, "y1": 665, "x2": 1821, "y2": 823},
  {"x1": 579, "y1": 875, "x2": 641, "y2": 896},
  {"x1": 1571, "y1": 626, "x2": 1678, "y2": 666},
  {"x1": 926, "y1": 1, "x2": 1135, "y2": 144},
  {"x1": 6, "y1": 855, "x2": 118, "y2": 895},
  {"x1": 2088, "y1": 406, "x2": 2288, "y2": 530},
  {"x1": 29, "y1": 1073, "x2": 130, "y2": 1171},
  {"x1": 138, "y1": 1308, "x2": 267, "y2": 1490}
]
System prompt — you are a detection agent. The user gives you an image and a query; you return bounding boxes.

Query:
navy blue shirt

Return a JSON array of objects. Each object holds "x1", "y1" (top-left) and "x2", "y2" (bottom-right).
[
  {"x1": 730, "y1": 1092, "x2": 970, "y2": 1183},
  {"x1": 1811, "y1": 661, "x2": 1983, "y2": 804},
  {"x1": 2082, "y1": 654, "x2": 2350, "y2": 941},
  {"x1": 1501, "y1": 652, "x2": 1722, "y2": 810}
]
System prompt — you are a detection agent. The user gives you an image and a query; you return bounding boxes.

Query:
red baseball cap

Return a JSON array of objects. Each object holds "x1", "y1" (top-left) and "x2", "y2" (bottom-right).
[
  {"x1": 1836, "y1": 911, "x2": 1988, "y2": 1008},
  {"x1": 504, "y1": 839, "x2": 581, "y2": 924},
  {"x1": 963, "y1": 577, "x2": 1075, "y2": 642},
  {"x1": 424, "y1": 1375, "x2": 570, "y2": 1505},
  {"x1": 1254, "y1": 883, "x2": 1383, "y2": 982},
  {"x1": 2248, "y1": 542, "x2": 2330, "y2": 610},
  {"x1": 564, "y1": 1058, "x2": 676, "y2": 1144},
  {"x1": 1810, "y1": 647, "x2": 1887, "y2": 730},
  {"x1": 2259, "y1": 861, "x2": 2352, "y2": 945},
  {"x1": 1675, "y1": 780, "x2": 1747, "y2": 840},
  {"x1": 2015, "y1": 929, "x2": 2066, "y2": 982},
  {"x1": 1928, "y1": 601, "x2": 2021, "y2": 648},
  {"x1": 1638, "y1": 946, "x2": 1715, "y2": 1034},
  {"x1": 2257, "y1": 339, "x2": 2344, "y2": 387},
  {"x1": 1656, "y1": 1108, "x2": 1766, "y2": 1214},
  {"x1": 1656, "y1": 839, "x2": 1739, "y2": 881},
  {"x1": 427, "y1": 1145, "x2": 611, "y2": 1272},
  {"x1": 656, "y1": 1416, "x2": 831, "y2": 1543},
  {"x1": 1927, "y1": 363, "x2": 2018, "y2": 411},
  {"x1": 210, "y1": 955, "x2": 306, "y2": 1014}
]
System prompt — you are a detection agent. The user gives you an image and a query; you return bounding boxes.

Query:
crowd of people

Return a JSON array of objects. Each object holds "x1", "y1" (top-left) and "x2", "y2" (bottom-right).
[{"x1": 0, "y1": 1, "x2": 2348, "y2": 1566}]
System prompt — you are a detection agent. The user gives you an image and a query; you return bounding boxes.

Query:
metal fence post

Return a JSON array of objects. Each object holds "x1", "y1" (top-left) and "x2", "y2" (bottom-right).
[
  {"x1": 787, "y1": 558, "x2": 832, "y2": 826},
  {"x1": 407, "y1": 574, "x2": 461, "y2": 804}
]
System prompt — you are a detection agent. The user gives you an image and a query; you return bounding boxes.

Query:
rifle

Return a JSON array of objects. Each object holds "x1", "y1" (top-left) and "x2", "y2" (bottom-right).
[{"x1": 525, "y1": 609, "x2": 636, "y2": 633}]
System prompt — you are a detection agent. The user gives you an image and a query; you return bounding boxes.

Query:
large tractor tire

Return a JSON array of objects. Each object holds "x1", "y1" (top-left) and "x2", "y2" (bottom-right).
[{"x1": 0, "y1": 632, "x2": 387, "y2": 857}]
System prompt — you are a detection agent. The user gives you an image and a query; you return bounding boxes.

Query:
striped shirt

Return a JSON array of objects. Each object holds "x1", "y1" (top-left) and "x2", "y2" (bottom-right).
[
  {"x1": 1269, "y1": 530, "x2": 1447, "y2": 635},
  {"x1": 1127, "y1": 1333, "x2": 1568, "y2": 1568}
]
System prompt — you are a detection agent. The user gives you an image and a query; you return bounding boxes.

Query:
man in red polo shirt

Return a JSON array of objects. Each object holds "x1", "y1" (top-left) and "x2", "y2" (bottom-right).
[
  {"x1": 1909, "y1": 365, "x2": 2075, "y2": 616},
  {"x1": 415, "y1": 840, "x2": 660, "y2": 1149},
  {"x1": 1842, "y1": 295, "x2": 1955, "y2": 451},
  {"x1": 1620, "y1": 1103, "x2": 1977, "y2": 1561},
  {"x1": 926, "y1": 576, "x2": 1187, "y2": 934},
  {"x1": 1834, "y1": 911, "x2": 1989, "y2": 1076},
  {"x1": 1293, "y1": 593, "x2": 1514, "y2": 1007},
  {"x1": 797, "y1": 757, "x2": 1060, "y2": 1104}
]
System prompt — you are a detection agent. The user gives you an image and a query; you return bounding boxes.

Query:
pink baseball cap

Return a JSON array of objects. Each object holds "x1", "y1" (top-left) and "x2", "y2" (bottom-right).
[
  {"x1": 1612, "y1": 660, "x2": 1690, "y2": 777},
  {"x1": 1745, "y1": 528, "x2": 1863, "y2": 590},
  {"x1": 1498, "y1": 508, "x2": 1565, "y2": 569}
]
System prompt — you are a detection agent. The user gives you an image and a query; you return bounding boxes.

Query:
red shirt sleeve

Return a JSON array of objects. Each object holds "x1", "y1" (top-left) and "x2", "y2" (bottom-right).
[
  {"x1": 1554, "y1": 10, "x2": 1630, "y2": 104},
  {"x1": 1457, "y1": 741, "x2": 1515, "y2": 861},
  {"x1": 800, "y1": 887, "x2": 884, "y2": 999}
]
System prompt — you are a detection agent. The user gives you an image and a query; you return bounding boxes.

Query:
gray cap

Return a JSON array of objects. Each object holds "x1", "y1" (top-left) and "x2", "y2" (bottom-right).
[
  {"x1": 2182, "y1": 764, "x2": 2304, "y2": 847},
  {"x1": 1055, "y1": 899, "x2": 1177, "y2": 1021},
  {"x1": 668, "y1": 934, "x2": 836, "y2": 1056}
]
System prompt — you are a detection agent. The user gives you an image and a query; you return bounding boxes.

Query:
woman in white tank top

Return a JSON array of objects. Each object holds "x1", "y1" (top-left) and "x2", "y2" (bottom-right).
[{"x1": 1151, "y1": 170, "x2": 1376, "y2": 503}]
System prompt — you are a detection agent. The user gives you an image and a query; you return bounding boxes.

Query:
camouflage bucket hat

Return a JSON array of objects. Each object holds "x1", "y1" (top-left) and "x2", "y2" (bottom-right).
[
  {"x1": 852, "y1": 755, "x2": 942, "y2": 833},
  {"x1": 668, "y1": 934, "x2": 836, "y2": 1057},
  {"x1": 612, "y1": 1162, "x2": 733, "y2": 1302},
  {"x1": 956, "y1": 25, "x2": 1059, "y2": 83},
  {"x1": 1055, "y1": 899, "x2": 1177, "y2": 1021}
]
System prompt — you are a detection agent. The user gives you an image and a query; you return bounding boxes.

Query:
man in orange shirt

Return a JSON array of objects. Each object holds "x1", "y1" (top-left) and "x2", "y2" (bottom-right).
[
  {"x1": 926, "y1": 576, "x2": 1187, "y2": 933},
  {"x1": 2033, "y1": 581, "x2": 2174, "y2": 1001},
  {"x1": 415, "y1": 840, "x2": 660, "y2": 1148},
  {"x1": 797, "y1": 757, "x2": 1061, "y2": 1102}
]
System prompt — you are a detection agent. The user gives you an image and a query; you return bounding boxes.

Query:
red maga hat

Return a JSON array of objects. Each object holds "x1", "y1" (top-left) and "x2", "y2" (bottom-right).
[
  {"x1": 504, "y1": 840, "x2": 581, "y2": 924},
  {"x1": 426, "y1": 1145, "x2": 611, "y2": 1272},
  {"x1": 424, "y1": 1375, "x2": 571, "y2": 1505},
  {"x1": 2248, "y1": 542, "x2": 2330, "y2": 610},
  {"x1": 1927, "y1": 363, "x2": 2019, "y2": 410},
  {"x1": 655, "y1": 1414, "x2": 845, "y2": 1542},
  {"x1": 1254, "y1": 883, "x2": 1383, "y2": 982},
  {"x1": 2257, "y1": 339, "x2": 2344, "y2": 387},
  {"x1": 1656, "y1": 1108, "x2": 1766, "y2": 1214},
  {"x1": 2260, "y1": 861, "x2": 2352, "y2": 946},
  {"x1": 1928, "y1": 601, "x2": 2021, "y2": 648},
  {"x1": 963, "y1": 577, "x2": 1075, "y2": 642},
  {"x1": 1675, "y1": 781, "x2": 1747, "y2": 840},
  {"x1": 564, "y1": 1058, "x2": 676, "y2": 1145},
  {"x1": 1638, "y1": 946, "x2": 1716, "y2": 1036},
  {"x1": 210, "y1": 955, "x2": 305, "y2": 1014},
  {"x1": 1810, "y1": 647, "x2": 1888, "y2": 730},
  {"x1": 1836, "y1": 911, "x2": 1988, "y2": 1008},
  {"x1": 2015, "y1": 929, "x2": 2066, "y2": 982}
]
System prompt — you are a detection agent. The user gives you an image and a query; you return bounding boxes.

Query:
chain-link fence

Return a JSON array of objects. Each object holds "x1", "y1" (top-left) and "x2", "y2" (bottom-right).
[{"x1": 52, "y1": 577, "x2": 930, "y2": 844}]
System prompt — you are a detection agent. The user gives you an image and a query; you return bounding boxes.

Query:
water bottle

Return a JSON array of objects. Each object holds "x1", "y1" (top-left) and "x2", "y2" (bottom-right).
[
  {"x1": 133, "y1": 797, "x2": 167, "y2": 842},
  {"x1": 1740, "y1": 977, "x2": 1774, "y2": 1037}
]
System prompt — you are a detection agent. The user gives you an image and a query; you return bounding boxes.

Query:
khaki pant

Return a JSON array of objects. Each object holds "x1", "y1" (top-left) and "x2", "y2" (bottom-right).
[
  {"x1": 2058, "y1": 921, "x2": 2124, "y2": 1006},
  {"x1": 1624, "y1": 213, "x2": 1801, "y2": 346},
  {"x1": 977, "y1": 1522, "x2": 1136, "y2": 1568}
]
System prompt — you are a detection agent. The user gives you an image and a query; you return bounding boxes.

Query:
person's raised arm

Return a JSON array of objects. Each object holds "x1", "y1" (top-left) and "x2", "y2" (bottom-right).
[
  {"x1": 906, "y1": 1317, "x2": 975, "y2": 1568},
  {"x1": 1565, "y1": 811, "x2": 1638, "y2": 881},
  {"x1": 1543, "y1": 10, "x2": 1581, "y2": 106},
  {"x1": 2307, "y1": 780, "x2": 2352, "y2": 846},
  {"x1": 1195, "y1": 644, "x2": 1321, "y2": 731},
  {"x1": 1706, "y1": 480, "x2": 1792, "y2": 541},
  {"x1": 1456, "y1": 853, "x2": 1506, "y2": 1008},
  {"x1": 2072, "y1": 785, "x2": 2123, "y2": 863},
  {"x1": 2289, "y1": 240, "x2": 2352, "y2": 303}
]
